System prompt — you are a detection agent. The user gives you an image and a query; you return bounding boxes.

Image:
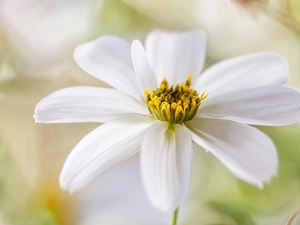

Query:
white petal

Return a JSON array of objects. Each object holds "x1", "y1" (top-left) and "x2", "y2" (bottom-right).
[
  {"x1": 74, "y1": 36, "x2": 144, "y2": 101},
  {"x1": 59, "y1": 116, "x2": 154, "y2": 192},
  {"x1": 145, "y1": 29, "x2": 207, "y2": 85},
  {"x1": 198, "y1": 86, "x2": 300, "y2": 125},
  {"x1": 186, "y1": 118, "x2": 278, "y2": 187},
  {"x1": 195, "y1": 52, "x2": 288, "y2": 96},
  {"x1": 131, "y1": 40, "x2": 157, "y2": 92},
  {"x1": 140, "y1": 121, "x2": 193, "y2": 212},
  {"x1": 34, "y1": 86, "x2": 149, "y2": 123}
]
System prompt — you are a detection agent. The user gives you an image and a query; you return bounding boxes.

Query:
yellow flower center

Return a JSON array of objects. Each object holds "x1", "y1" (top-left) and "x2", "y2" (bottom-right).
[{"x1": 144, "y1": 75, "x2": 208, "y2": 124}]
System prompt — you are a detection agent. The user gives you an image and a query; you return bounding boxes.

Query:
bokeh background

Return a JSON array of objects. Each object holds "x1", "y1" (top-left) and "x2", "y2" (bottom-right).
[{"x1": 1, "y1": 0, "x2": 300, "y2": 224}]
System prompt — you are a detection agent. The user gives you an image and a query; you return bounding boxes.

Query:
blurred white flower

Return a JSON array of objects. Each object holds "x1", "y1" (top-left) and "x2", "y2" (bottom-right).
[
  {"x1": 76, "y1": 155, "x2": 169, "y2": 225},
  {"x1": 193, "y1": 0, "x2": 300, "y2": 88},
  {"x1": 34, "y1": 30, "x2": 300, "y2": 212},
  {"x1": 0, "y1": 0, "x2": 102, "y2": 78}
]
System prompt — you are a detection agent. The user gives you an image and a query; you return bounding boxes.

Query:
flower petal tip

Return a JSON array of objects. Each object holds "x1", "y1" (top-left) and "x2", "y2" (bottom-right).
[
  {"x1": 33, "y1": 112, "x2": 42, "y2": 124},
  {"x1": 73, "y1": 42, "x2": 85, "y2": 62},
  {"x1": 264, "y1": 51, "x2": 289, "y2": 81},
  {"x1": 256, "y1": 171, "x2": 278, "y2": 190},
  {"x1": 149, "y1": 199, "x2": 179, "y2": 213},
  {"x1": 257, "y1": 183, "x2": 264, "y2": 190},
  {"x1": 59, "y1": 180, "x2": 74, "y2": 194}
]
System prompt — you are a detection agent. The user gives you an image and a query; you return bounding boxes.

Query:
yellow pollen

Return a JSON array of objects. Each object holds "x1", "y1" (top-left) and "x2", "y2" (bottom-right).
[{"x1": 144, "y1": 75, "x2": 208, "y2": 124}]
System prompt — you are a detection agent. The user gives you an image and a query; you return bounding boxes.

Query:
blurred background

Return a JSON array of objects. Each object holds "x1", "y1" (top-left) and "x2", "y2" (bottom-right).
[{"x1": 1, "y1": 0, "x2": 300, "y2": 224}]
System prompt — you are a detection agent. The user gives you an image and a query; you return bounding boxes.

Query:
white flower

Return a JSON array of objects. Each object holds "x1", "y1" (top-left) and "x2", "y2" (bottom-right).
[
  {"x1": 0, "y1": 0, "x2": 102, "y2": 78},
  {"x1": 76, "y1": 155, "x2": 169, "y2": 225},
  {"x1": 34, "y1": 30, "x2": 300, "y2": 212}
]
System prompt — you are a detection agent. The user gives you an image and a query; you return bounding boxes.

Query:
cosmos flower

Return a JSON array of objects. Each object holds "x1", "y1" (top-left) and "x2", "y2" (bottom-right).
[{"x1": 34, "y1": 30, "x2": 300, "y2": 212}]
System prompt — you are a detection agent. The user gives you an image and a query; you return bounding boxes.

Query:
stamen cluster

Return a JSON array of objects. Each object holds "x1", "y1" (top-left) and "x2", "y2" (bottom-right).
[{"x1": 144, "y1": 76, "x2": 208, "y2": 124}]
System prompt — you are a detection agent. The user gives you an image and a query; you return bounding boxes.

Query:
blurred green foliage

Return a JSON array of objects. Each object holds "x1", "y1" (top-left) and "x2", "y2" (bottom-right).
[{"x1": 0, "y1": 140, "x2": 59, "y2": 225}]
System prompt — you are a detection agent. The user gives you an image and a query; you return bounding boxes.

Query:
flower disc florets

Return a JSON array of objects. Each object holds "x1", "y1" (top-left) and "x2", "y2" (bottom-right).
[{"x1": 144, "y1": 75, "x2": 208, "y2": 124}]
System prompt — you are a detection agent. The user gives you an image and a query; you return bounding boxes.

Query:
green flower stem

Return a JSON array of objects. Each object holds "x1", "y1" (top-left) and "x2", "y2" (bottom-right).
[{"x1": 171, "y1": 208, "x2": 179, "y2": 225}]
